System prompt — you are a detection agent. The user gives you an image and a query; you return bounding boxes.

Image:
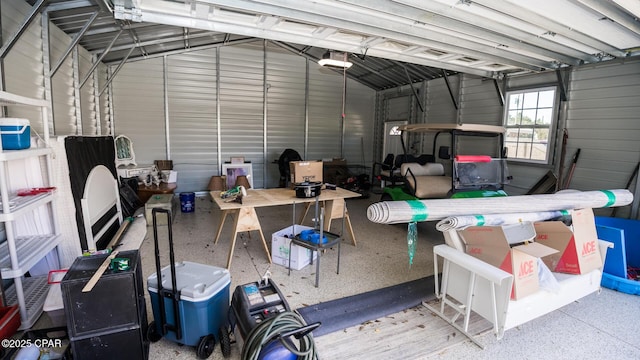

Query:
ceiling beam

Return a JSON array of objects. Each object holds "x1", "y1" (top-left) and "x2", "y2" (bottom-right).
[
  {"x1": 44, "y1": 0, "x2": 95, "y2": 12},
  {"x1": 392, "y1": 0, "x2": 601, "y2": 63},
  {"x1": 471, "y1": 0, "x2": 628, "y2": 57},
  {"x1": 574, "y1": 0, "x2": 640, "y2": 36},
  {"x1": 194, "y1": 0, "x2": 553, "y2": 70},
  {"x1": 341, "y1": 0, "x2": 586, "y2": 66},
  {"x1": 611, "y1": 0, "x2": 640, "y2": 20},
  {"x1": 113, "y1": 0, "x2": 545, "y2": 76}
]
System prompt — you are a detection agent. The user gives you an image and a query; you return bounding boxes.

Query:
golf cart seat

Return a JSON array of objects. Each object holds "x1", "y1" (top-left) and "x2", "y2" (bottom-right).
[{"x1": 402, "y1": 162, "x2": 452, "y2": 199}]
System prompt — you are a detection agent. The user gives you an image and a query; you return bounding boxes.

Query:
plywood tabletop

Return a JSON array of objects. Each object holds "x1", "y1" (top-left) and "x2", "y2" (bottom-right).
[{"x1": 210, "y1": 187, "x2": 361, "y2": 210}]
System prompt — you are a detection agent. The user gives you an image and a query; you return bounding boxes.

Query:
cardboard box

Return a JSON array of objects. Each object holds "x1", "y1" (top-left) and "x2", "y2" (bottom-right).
[
  {"x1": 145, "y1": 194, "x2": 177, "y2": 225},
  {"x1": 460, "y1": 225, "x2": 558, "y2": 300},
  {"x1": 272, "y1": 225, "x2": 317, "y2": 270},
  {"x1": 290, "y1": 160, "x2": 323, "y2": 184},
  {"x1": 534, "y1": 208, "x2": 602, "y2": 275}
]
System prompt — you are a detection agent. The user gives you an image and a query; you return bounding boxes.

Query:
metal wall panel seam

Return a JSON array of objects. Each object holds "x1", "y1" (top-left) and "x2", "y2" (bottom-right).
[
  {"x1": 340, "y1": 66, "x2": 346, "y2": 158},
  {"x1": 163, "y1": 55, "x2": 170, "y2": 160},
  {"x1": 304, "y1": 58, "x2": 309, "y2": 160},
  {"x1": 263, "y1": 39, "x2": 268, "y2": 184},
  {"x1": 72, "y1": 47, "x2": 82, "y2": 134},
  {"x1": 41, "y1": 11, "x2": 54, "y2": 135},
  {"x1": 107, "y1": 66, "x2": 114, "y2": 136},
  {"x1": 216, "y1": 46, "x2": 222, "y2": 174},
  {"x1": 92, "y1": 56, "x2": 101, "y2": 135}
]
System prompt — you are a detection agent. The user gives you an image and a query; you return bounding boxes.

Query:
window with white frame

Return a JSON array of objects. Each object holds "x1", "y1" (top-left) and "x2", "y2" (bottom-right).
[{"x1": 503, "y1": 87, "x2": 557, "y2": 163}]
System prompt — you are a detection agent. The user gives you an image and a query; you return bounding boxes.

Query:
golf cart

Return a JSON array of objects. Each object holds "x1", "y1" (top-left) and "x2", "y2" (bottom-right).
[{"x1": 379, "y1": 123, "x2": 511, "y2": 201}]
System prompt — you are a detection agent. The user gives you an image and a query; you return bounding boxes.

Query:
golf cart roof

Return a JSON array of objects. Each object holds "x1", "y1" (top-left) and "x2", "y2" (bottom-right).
[{"x1": 397, "y1": 123, "x2": 506, "y2": 134}]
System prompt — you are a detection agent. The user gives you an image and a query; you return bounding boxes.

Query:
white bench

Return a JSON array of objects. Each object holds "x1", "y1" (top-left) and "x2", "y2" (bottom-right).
[{"x1": 424, "y1": 237, "x2": 612, "y2": 348}]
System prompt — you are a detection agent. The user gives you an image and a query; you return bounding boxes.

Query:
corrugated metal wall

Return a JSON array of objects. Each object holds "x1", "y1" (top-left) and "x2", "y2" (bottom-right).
[
  {"x1": 2, "y1": 0, "x2": 44, "y2": 130},
  {"x1": 422, "y1": 77, "x2": 459, "y2": 159},
  {"x1": 98, "y1": 63, "x2": 110, "y2": 135},
  {"x1": 426, "y1": 77, "x2": 458, "y2": 123},
  {"x1": 219, "y1": 43, "x2": 266, "y2": 188},
  {"x1": 108, "y1": 42, "x2": 375, "y2": 192},
  {"x1": 564, "y1": 59, "x2": 640, "y2": 196},
  {"x1": 343, "y1": 79, "x2": 376, "y2": 172},
  {"x1": 458, "y1": 74, "x2": 504, "y2": 157},
  {"x1": 459, "y1": 75, "x2": 502, "y2": 126},
  {"x1": 2, "y1": 0, "x2": 100, "y2": 137},
  {"x1": 111, "y1": 57, "x2": 166, "y2": 166},
  {"x1": 265, "y1": 43, "x2": 306, "y2": 188},
  {"x1": 48, "y1": 20, "x2": 75, "y2": 135},
  {"x1": 307, "y1": 63, "x2": 344, "y2": 161},
  {"x1": 78, "y1": 52, "x2": 96, "y2": 135},
  {"x1": 167, "y1": 49, "x2": 218, "y2": 192}
]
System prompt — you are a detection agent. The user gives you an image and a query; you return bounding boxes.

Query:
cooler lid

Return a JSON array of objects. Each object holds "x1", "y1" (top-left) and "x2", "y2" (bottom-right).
[
  {"x1": 0, "y1": 118, "x2": 29, "y2": 126},
  {"x1": 147, "y1": 261, "x2": 230, "y2": 300}
]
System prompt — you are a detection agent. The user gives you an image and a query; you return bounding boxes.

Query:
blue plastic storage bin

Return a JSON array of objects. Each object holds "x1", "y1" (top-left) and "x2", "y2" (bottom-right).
[
  {"x1": 595, "y1": 216, "x2": 640, "y2": 295},
  {"x1": 0, "y1": 118, "x2": 30, "y2": 150},
  {"x1": 147, "y1": 261, "x2": 231, "y2": 346},
  {"x1": 180, "y1": 192, "x2": 195, "y2": 213}
]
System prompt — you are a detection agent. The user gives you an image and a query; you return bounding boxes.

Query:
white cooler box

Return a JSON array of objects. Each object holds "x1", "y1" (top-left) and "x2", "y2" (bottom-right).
[{"x1": 272, "y1": 225, "x2": 317, "y2": 270}]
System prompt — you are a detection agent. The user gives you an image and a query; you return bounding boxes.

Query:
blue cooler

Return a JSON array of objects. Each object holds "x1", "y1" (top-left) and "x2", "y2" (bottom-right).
[
  {"x1": 0, "y1": 118, "x2": 30, "y2": 150},
  {"x1": 147, "y1": 261, "x2": 230, "y2": 347}
]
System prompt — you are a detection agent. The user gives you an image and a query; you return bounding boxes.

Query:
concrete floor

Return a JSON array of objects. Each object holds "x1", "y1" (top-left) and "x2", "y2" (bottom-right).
[
  {"x1": 33, "y1": 192, "x2": 640, "y2": 359},
  {"x1": 140, "y1": 193, "x2": 640, "y2": 360}
]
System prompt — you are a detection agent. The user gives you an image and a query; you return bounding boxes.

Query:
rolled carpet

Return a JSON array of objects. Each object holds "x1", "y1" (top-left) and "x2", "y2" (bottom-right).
[
  {"x1": 367, "y1": 189, "x2": 632, "y2": 224},
  {"x1": 435, "y1": 210, "x2": 571, "y2": 231}
]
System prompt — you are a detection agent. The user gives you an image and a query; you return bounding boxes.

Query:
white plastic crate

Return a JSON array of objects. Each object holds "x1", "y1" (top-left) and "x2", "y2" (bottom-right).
[{"x1": 271, "y1": 225, "x2": 317, "y2": 270}]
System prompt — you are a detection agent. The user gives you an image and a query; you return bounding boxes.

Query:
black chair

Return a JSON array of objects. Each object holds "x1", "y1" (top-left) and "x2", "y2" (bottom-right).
[
  {"x1": 277, "y1": 148, "x2": 302, "y2": 187},
  {"x1": 416, "y1": 154, "x2": 435, "y2": 165},
  {"x1": 394, "y1": 154, "x2": 418, "y2": 168},
  {"x1": 372, "y1": 153, "x2": 401, "y2": 187}
]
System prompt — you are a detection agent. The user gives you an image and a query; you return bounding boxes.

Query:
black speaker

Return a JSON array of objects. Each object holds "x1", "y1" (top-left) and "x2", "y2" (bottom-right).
[
  {"x1": 70, "y1": 328, "x2": 148, "y2": 360},
  {"x1": 62, "y1": 250, "x2": 148, "y2": 360}
]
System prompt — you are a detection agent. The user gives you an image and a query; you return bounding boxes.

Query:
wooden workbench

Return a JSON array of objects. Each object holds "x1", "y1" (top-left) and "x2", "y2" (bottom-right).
[{"x1": 210, "y1": 187, "x2": 361, "y2": 269}]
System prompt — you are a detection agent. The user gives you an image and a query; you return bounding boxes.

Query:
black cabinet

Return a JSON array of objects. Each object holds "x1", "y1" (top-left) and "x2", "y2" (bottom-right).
[{"x1": 61, "y1": 250, "x2": 148, "y2": 360}]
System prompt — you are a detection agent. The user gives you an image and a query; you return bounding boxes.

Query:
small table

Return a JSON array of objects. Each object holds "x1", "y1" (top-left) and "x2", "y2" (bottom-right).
[
  {"x1": 137, "y1": 182, "x2": 177, "y2": 204},
  {"x1": 210, "y1": 187, "x2": 361, "y2": 269}
]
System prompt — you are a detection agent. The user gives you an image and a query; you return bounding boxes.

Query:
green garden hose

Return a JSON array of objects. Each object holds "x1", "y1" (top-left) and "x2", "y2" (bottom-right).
[{"x1": 241, "y1": 311, "x2": 318, "y2": 360}]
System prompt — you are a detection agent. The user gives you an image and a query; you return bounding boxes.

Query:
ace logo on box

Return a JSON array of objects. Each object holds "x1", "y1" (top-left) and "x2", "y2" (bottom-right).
[
  {"x1": 534, "y1": 208, "x2": 602, "y2": 275},
  {"x1": 519, "y1": 259, "x2": 535, "y2": 277}
]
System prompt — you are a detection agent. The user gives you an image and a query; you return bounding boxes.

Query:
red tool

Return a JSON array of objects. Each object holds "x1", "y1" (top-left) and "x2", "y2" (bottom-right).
[{"x1": 17, "y1": 187, "x2": 56, "y2": 196}]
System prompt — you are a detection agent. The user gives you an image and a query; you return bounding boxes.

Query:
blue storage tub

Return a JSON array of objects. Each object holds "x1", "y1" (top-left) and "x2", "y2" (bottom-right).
[
  {"x1": 180, "y1": 192, "x2": 195, "y2": 213},
  {"x1": 147, "y1": 261, "x2": 231, "y2": 346},
  {"x1": 0, "y1": 118, "x2": 30, "y2": 150},
  {"x1": 595, "y1": 217, "x2": 640, "y2": 295}
]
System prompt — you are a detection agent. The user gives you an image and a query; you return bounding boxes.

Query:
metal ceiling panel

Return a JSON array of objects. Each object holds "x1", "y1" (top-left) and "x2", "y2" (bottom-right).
[{"x1": 16, "y1": 0, "x2": 640, "y2": 90}]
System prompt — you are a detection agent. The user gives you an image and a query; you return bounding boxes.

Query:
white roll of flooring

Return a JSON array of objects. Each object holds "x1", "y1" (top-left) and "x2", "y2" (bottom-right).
[
  {"x1": 367, "y1": 189, "x2": 632, "y2": 224},
  {"x1": 435, "y1": 210, "x2": 570, "y2": 232}
]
